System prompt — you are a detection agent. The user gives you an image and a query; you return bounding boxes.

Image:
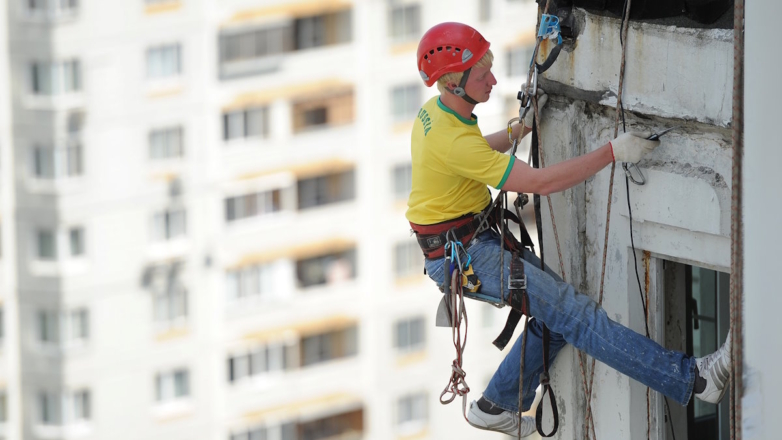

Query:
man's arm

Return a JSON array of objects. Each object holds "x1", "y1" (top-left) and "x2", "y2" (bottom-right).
[
  {"x1": 500, "y1": 132, "x2": 661, "y2": 195},
  {"x1": 501, "y1": 143, "x2": 614, "y2": 195},
  {"x1": 484, "y1": 123, "x2": 530, "y2": 153}
]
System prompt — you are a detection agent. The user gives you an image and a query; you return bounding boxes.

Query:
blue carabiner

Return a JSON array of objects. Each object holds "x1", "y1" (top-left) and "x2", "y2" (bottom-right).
[{"x1": 538, "y1": 14, "x2": 563, "y2": 45}]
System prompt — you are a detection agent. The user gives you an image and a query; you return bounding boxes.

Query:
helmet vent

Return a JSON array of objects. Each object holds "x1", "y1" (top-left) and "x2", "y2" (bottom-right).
[{"x1": 461, "y1": 49, "x2": 473, "y2": 63}]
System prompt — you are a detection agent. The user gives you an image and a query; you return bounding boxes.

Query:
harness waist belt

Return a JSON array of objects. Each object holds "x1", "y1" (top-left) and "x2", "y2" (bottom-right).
[{"x1": 409, "y1": 206, "x2": 491, "y2": 259}]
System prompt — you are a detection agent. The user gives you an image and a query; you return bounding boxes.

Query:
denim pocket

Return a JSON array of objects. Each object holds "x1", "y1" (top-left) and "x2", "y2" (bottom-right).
[{"x1": 425, "y1": 258, "x2": 445, "y2": 284}]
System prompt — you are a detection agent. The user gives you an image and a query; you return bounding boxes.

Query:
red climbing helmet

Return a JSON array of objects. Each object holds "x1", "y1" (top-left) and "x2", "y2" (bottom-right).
[{"x1": 417, "y1": 22, "x2": 491, "y2": 87}]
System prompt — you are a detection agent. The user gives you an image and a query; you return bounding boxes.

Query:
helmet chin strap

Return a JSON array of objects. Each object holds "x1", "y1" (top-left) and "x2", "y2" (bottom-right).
[{"x1": 447, "y1": 68, "x2": 480, "y2": 105}]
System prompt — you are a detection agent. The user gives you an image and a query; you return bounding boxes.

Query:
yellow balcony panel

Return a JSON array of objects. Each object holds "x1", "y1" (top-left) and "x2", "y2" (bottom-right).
[
  {"x1": 222, "y1": 79, "x2": 353, "y2": 112},
  {"x1": 242, "y1": 392, "x2": 361, "y2": 425},
  {"x1": 155, "y1": 327, "x2": 189, "y2": 342},
  {"x1": 237, "y1": 158, "x2": 354, "y2": 182},
  {"x1": 145, "y1": 1, "x2": 182, "y2": 15},
  {"x1": 241, "y1": 315, "x2": 356, "y2": 345},
  {"x1": 226, "y1": 237, "x2": 356, "y2": 271},
  {"x1": 395, "y1": 350, "x2": 427, "y2": 368},
  {"x1": 399, "y1": 429, "x2": 430, "y2": 440},
  {"x1": 224, "y1": 0, "x2": 352, "y2": 27}
]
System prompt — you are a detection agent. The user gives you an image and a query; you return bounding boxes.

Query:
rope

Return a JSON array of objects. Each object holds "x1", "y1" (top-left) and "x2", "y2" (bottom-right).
[
  {"x1": 729, "y1": 0, "x2": 744, "y2": 438},
  {"x1": 439, "y1": 267, "x2": 472, "y2": 422},
  {"x1": 582, "y1": 2, "x2": 633, "y2": 439}
]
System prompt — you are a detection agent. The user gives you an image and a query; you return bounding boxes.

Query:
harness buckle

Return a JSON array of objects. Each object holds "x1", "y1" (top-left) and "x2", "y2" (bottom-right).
[
  {"x1": 540, "y1": 372, "x2": 550, "y2": 386},
  {"x1": 508, "y1": 273, "x2": 527, "y2": 291}
]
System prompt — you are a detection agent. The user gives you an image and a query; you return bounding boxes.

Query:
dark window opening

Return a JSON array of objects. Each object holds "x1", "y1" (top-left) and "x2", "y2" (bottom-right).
[{"x1": 664, "y1": 262, "x2": 730, "y2": 440}]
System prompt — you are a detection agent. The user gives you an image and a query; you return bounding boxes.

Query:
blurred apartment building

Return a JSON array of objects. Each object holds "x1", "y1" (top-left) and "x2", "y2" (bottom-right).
[{"x1": 0, "y1": 1, "x2": 539, "y2": 439}]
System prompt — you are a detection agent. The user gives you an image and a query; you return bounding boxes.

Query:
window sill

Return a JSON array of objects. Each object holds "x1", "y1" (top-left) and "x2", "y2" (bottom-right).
[
  {"x1": 146, "y1": 78, "x2": 185, "y2": 99},
  {"x1": 23, "y1": 94, "x2": 85, "y2": 111},
  {"x1": 146, "y1": 239, "x2": 189, "y2": 261},
  {"x1": 151, "y1": 399, "x2": 194, "y2": 422},
  {"x1": 394, "y1": 349, "x2": 427, "y2": 368},
  {"x1": 29, "y1": 258, "x2": 89, "y2": 278},
  {"x1": 154, "y1": 325, "x2": 189, "y2": 342},
  {"x1": 222, "y1": 136, "x2": 269, "y2": 149},
  {"x1": 33, "y1": 421, "x2": 93, "y2": 439},
  {"x1": 36, "y1": 341, "x2": 90, "y2": 356},
  {"x1": 26, "y1": 177, "x2": 88, "y2": 195},
  {"x1": 397, "y1": 424, "x2": 428, "y2": 440},
  {"x1": 19, "y1": 11, "x2": 80, "y2": 25},
  {"x1": 219, "y1": 56, "x2": 283, "y2": 80}
]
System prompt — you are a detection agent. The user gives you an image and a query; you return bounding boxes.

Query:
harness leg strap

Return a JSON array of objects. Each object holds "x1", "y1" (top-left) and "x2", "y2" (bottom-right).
[{"x1": 492, "y1": 251, "x2": 529, "y2": 350}]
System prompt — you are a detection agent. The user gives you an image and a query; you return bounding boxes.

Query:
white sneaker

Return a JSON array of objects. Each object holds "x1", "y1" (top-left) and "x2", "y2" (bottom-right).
[
  {"x1": 694, "y1": 329, "x2": 732, "y2": 404},
  {"x1": 466, "y1": 400, "x2": 537, "y2": 437}
]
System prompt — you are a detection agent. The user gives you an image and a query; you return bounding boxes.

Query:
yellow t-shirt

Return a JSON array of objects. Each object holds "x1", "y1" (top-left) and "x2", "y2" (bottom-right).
[{"x1": 406, "y1": 96, "x2": 514, "y2": 225}]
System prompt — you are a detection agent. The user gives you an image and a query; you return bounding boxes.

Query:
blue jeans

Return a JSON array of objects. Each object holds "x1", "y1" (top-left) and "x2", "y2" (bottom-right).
[{"x1": 424, "y1": 229, "x2": 696, "y2": 412}]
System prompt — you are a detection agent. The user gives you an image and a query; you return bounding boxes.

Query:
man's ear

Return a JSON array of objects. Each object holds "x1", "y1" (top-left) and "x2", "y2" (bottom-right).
[{"x1": 446, "y1": 81, "x2": 458, "y2": 91}]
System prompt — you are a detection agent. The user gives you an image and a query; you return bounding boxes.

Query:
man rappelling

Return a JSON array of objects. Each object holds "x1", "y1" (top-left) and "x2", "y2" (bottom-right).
[{"x1": 406, "y1": 22, "x2": 732, "y2": 437}]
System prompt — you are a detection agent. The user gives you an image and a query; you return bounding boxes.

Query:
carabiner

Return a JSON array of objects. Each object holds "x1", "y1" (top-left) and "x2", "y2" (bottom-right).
[{"x1": 623, "y1": 162, "x2": 647, "y2": 185}]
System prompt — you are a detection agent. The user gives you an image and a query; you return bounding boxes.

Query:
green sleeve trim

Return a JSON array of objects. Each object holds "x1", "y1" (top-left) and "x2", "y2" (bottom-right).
[{"x1": 496, "y1": 156, "x2": 514, "y2": 189}]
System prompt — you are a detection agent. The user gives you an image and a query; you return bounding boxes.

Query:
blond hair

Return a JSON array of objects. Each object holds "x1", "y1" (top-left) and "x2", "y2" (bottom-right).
[{"x1": 436, "y1": 49, "x2": 494, "y2": 94}]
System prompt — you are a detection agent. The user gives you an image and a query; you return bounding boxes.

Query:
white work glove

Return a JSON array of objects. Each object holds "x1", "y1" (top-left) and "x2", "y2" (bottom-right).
[
  {"x1": 521, "y1": 87, "x2": 549, "y2": 128},
  {"x1": 610, "y1": 131, "x2": 660, "y2": 163}
]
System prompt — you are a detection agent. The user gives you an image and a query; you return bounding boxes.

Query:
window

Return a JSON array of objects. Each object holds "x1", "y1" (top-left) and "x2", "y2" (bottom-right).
[
  {"x1": 227, "y1": 342, "x2": 291, "y2": 383},
  {"x1": 232, "y1": 410, "x2": 363, "y2": 440},
  {"x1": 292, "y1": 90, "x2": 354, "y2": 133},
  {"x1": 27, "y1": 0, "x2": 79, "y2": 18},
  {"x1": 225, "y1": 189, "x2": 281, "y2": 222},
  {"x1": 392, "y1": 163, "x2": 413, "y2": 201},
  {"x1": 394, "y1": 240, "x2": 423, "y2": 279},
  {"x1": 156, "y1": 369, "x2": 189, "y2": 402},
  {"x1": 221, "y1": 26, "x2": 290, "y2": 62},
  {"x1": 397, "y1": 393, "x2": 427, "y2": 427},
  {"x1": 390, "y1": 84, "x2": 421, "y2": 121},
  {"x1": 297, "y1": 169, "x2": 355, "y2": 210},
  {"x1": 37, "y1": 308, "x2": 90, "y2": 346},
  {"x1": 38, "y1": 390, "x2": 91, "y2": 425},
  {"x1": 296, "y1": 248, "x2": 356, "y2": 288},
  {"x1": 69, "y1": 227, "x2": 84, "y2": 256},
  {"x1": 154, "y1": 285, "x2": 187, "y2": 326},
  {"x1": 151, "y1": 207, "x2": 186, "y2": 241},
  {"x1": 226, "y1": 263, "x2": 274, "y2": 302},
  {"x1": 389, "y1": 4, "x2": 421, "y2": 41},
  {"x1": 223, "y1": 106, "x2": 269, "y2": 141},
  {"x1": 0, "y1": 391, "x2": 6, "y2": 423},
  {"x1": 31, "y1": 59, "x2": 81, "y2": 95},
  {"x1": 664, "y1": 262, "x2": 730, "y2": 440},
  {"x1": 507, "y1": 46, "x2": 535, "y2": 77},
  {"x1": 294, "y1": 9, "x2": 352, "y2": 50},
  {"x1": 479, "y1": 0, "x2": 492, "y2": 22},
  {"x1": 146, "y1": 44, "x2": 181, "y2": 79},
  {"x1": 37, "y1": 229, "x2": 57, "y2": 260},
  {"x1": 32, "y1": 143, "x2": 83, "y2": 179},
  {"x1": 39, "y1": 392, "x2": 59, "y2": 425},
  {"x1": 149, "y1": 126, "x2": 183, "y2": 159},
  {"x1": 300, "y1": 325, "x2": 358, "y2": 367},
  {"x1": 299, "y1": 408, "x2": 364, "y2": 439},
  {"x1": 394, "y1": 317, "x2": 425, "y2": 352}
]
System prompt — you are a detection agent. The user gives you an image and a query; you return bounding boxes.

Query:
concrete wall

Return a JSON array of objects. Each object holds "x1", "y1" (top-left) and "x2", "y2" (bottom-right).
[{"x1": 537, "y1": 9, "x2": 733, "y2": 439}]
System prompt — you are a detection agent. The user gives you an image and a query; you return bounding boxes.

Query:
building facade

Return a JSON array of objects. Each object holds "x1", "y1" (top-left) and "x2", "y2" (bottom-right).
[{"x1": 0, "y1": 1, "x2": 544, "y2": 439}]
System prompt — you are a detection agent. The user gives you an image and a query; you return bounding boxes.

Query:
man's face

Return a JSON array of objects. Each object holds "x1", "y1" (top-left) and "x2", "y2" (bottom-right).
[{"x1": 460, "y1": 65, "x2": 497, "y2": 103}]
